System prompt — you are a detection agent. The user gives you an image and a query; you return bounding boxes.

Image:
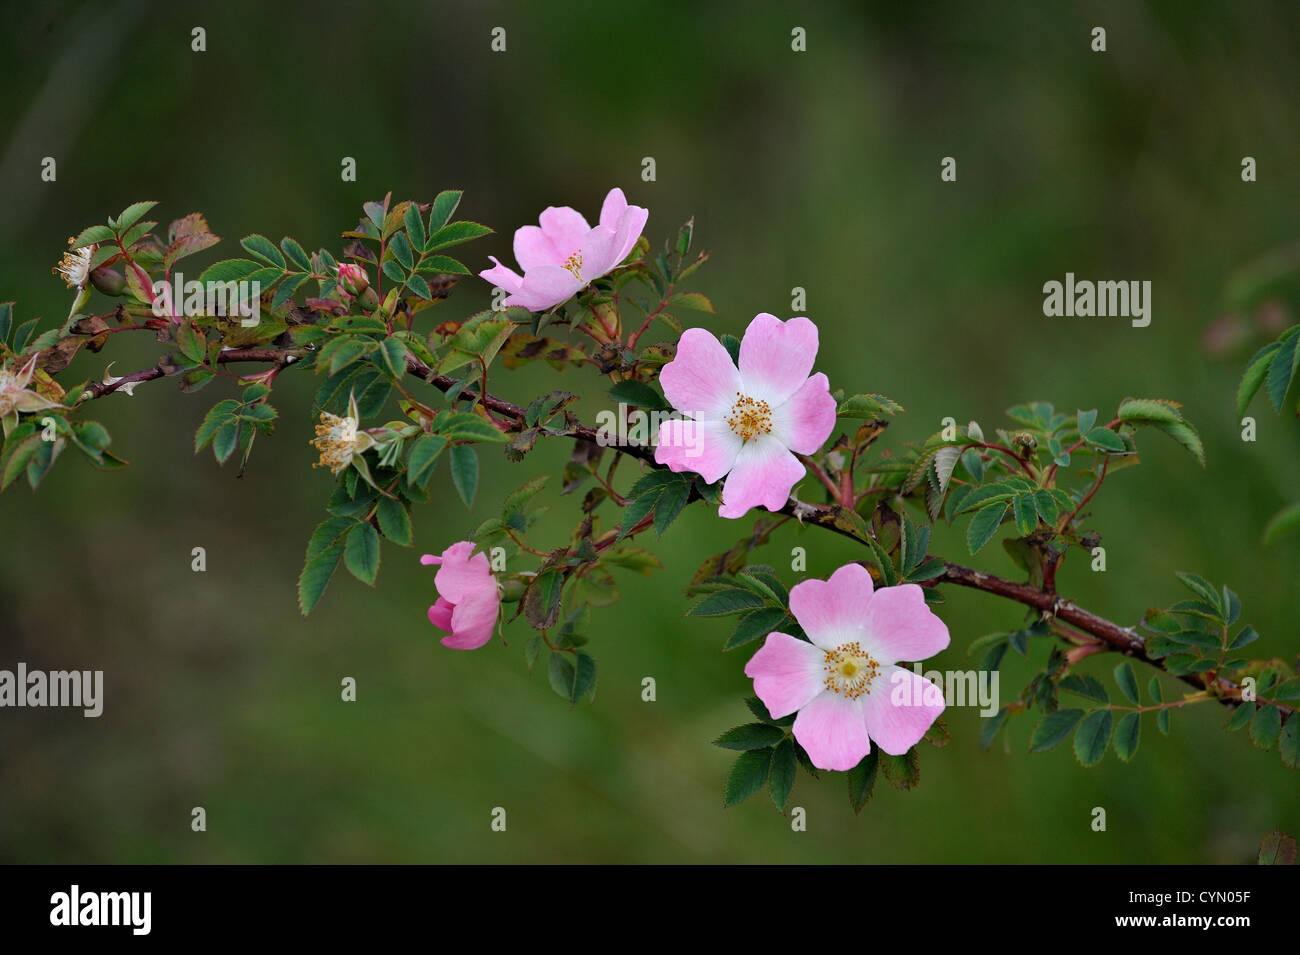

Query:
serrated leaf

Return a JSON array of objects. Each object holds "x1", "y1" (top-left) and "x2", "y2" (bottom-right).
[
  {"x1": 1250, "y1": 703, "x2": 1281, "y2": 750},
  {"x1": 449, "y1": 444, "x2": 478, "y2": 508},
  {"x1": 713, "y1": 723, "x2": 786, "y2": 751},
  {"x1": 1029, "y1": 708, "x2": 1084, "y2": 752},
  {"x1": 847, "y1": 750, "x2": 879, "y2": 814},
  {"x1": 375, "y1": 496, "x2": 412, "y2": 546},
  {"x1": 1113, "y1": 712, "x2": 1140, "y2": 762},
  {"x1": 966, "y1": 501, "x2": 1008, "y2": 554},
  {"x1": 1073, "y1": 709, "x2": 1112, "y2": 767},
  {"x1": 769, "y1": 738, "x2": 796, "y2": 810},
  {"x1": 724, "y1": 748, "x2": 773, "y2": 807},
  {"x1": 1279, "y1": 716, "x2": 1300, "y2": 769},
  {"x1": 1114, "y1": 661, "x2": 1140, "y2": 705},
  {"x1": 344, "y1": 522, "x2": 380, "y2": 585}
]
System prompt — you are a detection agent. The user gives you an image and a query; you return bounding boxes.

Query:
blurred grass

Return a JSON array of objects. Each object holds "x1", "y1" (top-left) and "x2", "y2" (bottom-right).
[{"x1": 0, "y1": 0, "x2": 1296, "y2": 862}]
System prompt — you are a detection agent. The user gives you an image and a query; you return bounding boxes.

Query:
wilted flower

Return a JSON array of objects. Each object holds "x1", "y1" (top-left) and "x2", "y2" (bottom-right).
[
  {"x1": 420, "y1": 541, "x2": 502, "y2": 650},
  {"x1": 744, "y1": 564, "x2": 950, "y2": 771},
  {"x1": 0, "y1": 355, "x2": 62, "y2": 435},
  {"x1": 655, "y1": 313, "x2": 836, "y2": 519},
  {"x1": 480, "y1": 187, "x2": 648, "y2": 312},
  {"x1": 310, "y1": 393, "x2": 373, "y2": 474},
  {"x1": 53, "y1": 241, "x2": 95, "y2": 290}
]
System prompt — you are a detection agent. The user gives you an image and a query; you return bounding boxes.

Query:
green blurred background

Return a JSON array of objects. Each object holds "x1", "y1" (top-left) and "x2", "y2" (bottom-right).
[{"x1": 0, "y1": 0, "x2": 1296, "y2": 863}]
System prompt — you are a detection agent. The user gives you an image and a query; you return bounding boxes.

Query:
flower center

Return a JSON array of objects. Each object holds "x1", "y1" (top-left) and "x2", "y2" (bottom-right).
[
  {"x1": 0, "y1": 372, "x2": 19, "y2": 417},
  {"x1": 562, "y1": 251, "x2": 583, "y2": 281},
  {"x1": 822, "y1": 642, "x2": 881, "y2": 699},
  {"x1": 311, "y1": 412, "x2": 358, "y2": 472},
  {"x1": 725, "y1": 393, "x2": 772, "y2": 441}
]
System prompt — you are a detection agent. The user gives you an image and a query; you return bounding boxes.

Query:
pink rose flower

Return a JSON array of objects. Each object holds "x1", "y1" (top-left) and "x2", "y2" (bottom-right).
[
  {"x1": 654, "y1": 313, "x2": 836, "y2": 519},
  {"x1": 420, "y1": 541, "x2": 501, "y2": 650},
  {"x1": 480, "y1": 187, "x2": 648, "y2": 312},
  {"x1": 744, "y1": 563, "x2": 950, "y2": 771}
]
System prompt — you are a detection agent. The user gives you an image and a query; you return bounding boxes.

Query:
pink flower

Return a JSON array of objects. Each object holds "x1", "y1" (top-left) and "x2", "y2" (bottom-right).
[
  {"x1": 744, "y1": 564, "x2": 949, "y2": 771},
  {"x1": 654, "y1": 313, "x2": 836, "y2": 519},
  {"x1": 420, "y1": 541, "x2": 501, "y2": 650},
  {"x1": 480, "y1": 187, "x2": 648, "y2": 312}
]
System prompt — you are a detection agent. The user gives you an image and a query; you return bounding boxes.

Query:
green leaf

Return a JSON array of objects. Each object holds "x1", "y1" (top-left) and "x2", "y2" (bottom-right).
[
  {"x1": 1225, "y1": 701, "x2": 1256, "y2": 732},
  {"x1": 713, "y1": 723, "x2": 786, "y2": 751},
  {"x1": 1029, "y1": 708, "x2": 1085, "y2": 753},
  {"x1": 176, "y1": 321, "x2": 206, "y2": 363},
  {"x1": 880, "y1": 750, "x2": 920, "y2": 790},
  {"x1": 966, "y1": 501, "x2": 1008, "y2": 554},
  {"x1": 669, "y1": 292, "x2": 715, "y2": 313},
  {"x1": 769, "y1": 738, "x2": 796, "y2": 811},
  {"x1": 344, "y1": 522, "x2": 380, "y2": 585},
  {"x1": 427, "y1": 221, "x2": 492, "y2": 251},
  {"x1": 1157, "y1": 709, "x2": 1172, "y2": 735},
  {"x1": 724, "y1": 748, "x2": 773, "y2": 807},
  {"x1": 298, "y1": 519, "x2": 352, "y2": 615},
  {"x1": 1113, "y1": 712, "x2": 1141, "y2": 762},
  {"x1": 1266, "y1": 334, "x2": 1299, "y2": 411},
  {"x1": 212, "y1": 420, "x2": 239, "y2": 464},
  {"x1": 1238, "y1": 342, "x2": 1281, "y2": 416},
  {"x1": 652, "y1": 480, "x2": 689, "y2": 536},
  {"x1": 688, "y1": 589, "x2": 767, "y2": 617},
  {"x1": 1114, "y1": 661, "x2": 1140, "y2": 705},
  {"x1": 1279, "y1": 716, "x2": 1300, "y2": 769},
  {"x1": 197, "y1": 258, "x2": 263, "y2": 285},
  {"x1": 608, "y1": 379, "x2": 669, "y2": 410},
  {"x1": 426, "y1": 190, "x2": 463, "y2": 234},
  {"x1": 1249, "y1": 704, "x2": 1282, "y2": 750},
  {"x1": 241, "y1": 234, "x2": 286, "y2": 269},
  {"x1": 115, "y1": 200, "x2": 158, "y2": 233},
  {"x1": 402, "y1": 203, "x2": 426, "y2": 252},
  {"x1": 1116, "y1": 398, "x2": 1182, "y2": 425},
  {"x1": 725, "y1": 608, "x2": 790, "y2": 651},
  {"x1": 570, "y1": 651, "x2": 597, "y2": 703},
  {"x1": 449, "y1": 444, "x2": 478, "y2": 508},
  {"x1": 407, "y1": 434, "x2": 447, "y2": 488},
  {"x1": 720, "y1": 333, "x2": 741, "y2": 365},
  {"x1": 280, "y1": 237, "x2": 312, "y2": 272},
  {"x1": 847, "y1": 751, "x2": 879, "y2": 815},
  {"x1": 1084, "y1": 427, "x2": 1127, "y2": 453},
  {"x1": 1073, "y1": 709, "x2": 1113, "y2": 767},
  {"x1": 837, "y1": 393, "x2": 904, "y2": 418},
  {"x1": 1059, "y1": 673, "x2": 1109, "y2": 704},
  {"x1": 1149, "y1": 419, "x2": 1205, "y2": 466},
  {"x1": 1012, "y1": 492, "x2": 1037, "y2": 535},
  {"x1": 547, "y1": 652, "x2": 575, "y2": 700},
  {"x1": 375, "y1": 496, "x2": 412, "y2": 546}
]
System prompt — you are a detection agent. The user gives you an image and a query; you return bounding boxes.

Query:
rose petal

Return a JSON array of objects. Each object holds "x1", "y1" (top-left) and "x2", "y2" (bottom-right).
[
  {"x1": 717, "y1": 435, "x2": 803, "y2": 519},
  {"x1": 863, "y1": 584, "x2": 951, "y2": 665},
  {"x1": 537, "y1": 205, "x2": 590, "y2": 250},
  {"x1": 577, "y1": 224, "x2": 620, "y2": 279},
  {"x1": 427, "y1": 597, "x2": 455, "y2": 632},
  {"x1": 792, "y1": 692, "x2": 872, "y2": 771},
  {"x1": 599, "y1": 187, "x2": 629, "y2": 230},
  {"x1": 864, "y1": 666, "x2": 946, "y2": 755},
  {"x1": 738, "y1": 314, "x2": 820, "y2": 406},
  {"x1": 654, "y1": 418, "x2": 741, "y2": 484},
  {"x1": 442, "y1": 593, "x2": 499, "y2": 650},
  {"x1": 513, "y1": 224, "x2": 563, "y2": 272},
  {"x1": 433, "y1": 541, "x2": 493, "y2": 605},
  {"x1": 611, "y1": 203, "x2": 649, "y2": 266},
  {"x1": 744, "y1": 632, "x2": 825, "y2": 719},
  {"x1": 787, "y1": 563, "x2": 876, "y2": 651},
  {"x1": 507, "y1": 265, "x2": 583, "y2": 312},
  {"x1": 479, "y1": 256, "x2": 525, "y2": 295},
  {"x1": 770, "y1": 372, "x2": 836, "y2": 455},
  {"x1": 658, "y1": 328, "x2": 743, "y2": 420}
]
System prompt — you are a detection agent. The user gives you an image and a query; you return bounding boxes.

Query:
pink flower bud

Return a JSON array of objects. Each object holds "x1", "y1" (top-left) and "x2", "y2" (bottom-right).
[{"x1": 336, "y1": 263, "x2": 370, "y2": 297}]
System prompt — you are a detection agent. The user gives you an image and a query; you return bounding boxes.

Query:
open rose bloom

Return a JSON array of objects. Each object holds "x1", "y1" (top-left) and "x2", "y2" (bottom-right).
[
  {"x1": 421, "y1": 541, "x2": 502, "y2": 650},
  {"x1": 744, "y1": 563, "x2": 949, "y2": 771},
  {"x1": 655, "y1": 313, "x2": 836, "y2": 518},
  {"x1": 480, "y1": 187, "x2": 648, "y2": 312}
]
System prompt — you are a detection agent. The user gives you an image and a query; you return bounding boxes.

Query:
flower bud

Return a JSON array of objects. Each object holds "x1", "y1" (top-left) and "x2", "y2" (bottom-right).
[
  {"x1": 358, "y1": 286, "x2": 380, "y2": 311},
  {"x1": 337, "y1": 263, "x2": 370, "y2": 297},
  {"x1": 498, "y1": 578, "x2": 526, "y2": 603},
  {"x1": 90, "y1": 266, "x2": 126, "y2": 296}
]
